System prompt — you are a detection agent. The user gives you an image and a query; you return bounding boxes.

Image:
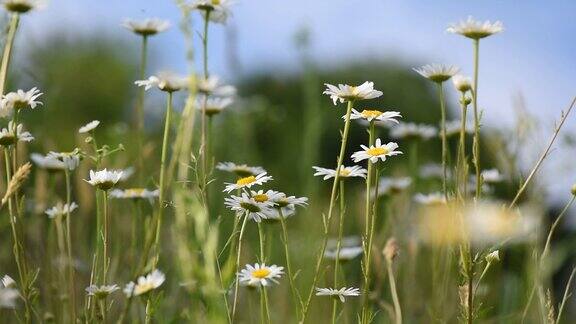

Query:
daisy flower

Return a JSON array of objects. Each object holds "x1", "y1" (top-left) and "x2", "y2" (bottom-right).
[
  {"x1": 197, "y1": 76, "x2": 236, "y2": 97},
  {"x1": 197, "y1": 96, "x2": 234, "y2": 116},
  {"x1": 85, "y1": 284, "x2": 119, "y2": 299},
  {"x1": 414, "y1": 64, "x2": 460, "y2": 83},
  {"x1": 124, "y1": 269, "x2": 165, "y2": 297},
  {"x1": 110, "y1": 188, "x2": 159, "y2": 201},
  {"x1": 224, "y1": 193, "x2": 274, "y2": 222},
  {"x1": 30, "y1": 153, "x2": 67, "y2": 171},
  {"x1": 315, "y1": 287, "x2": 360, "y2": 303},
  {"x1": 45, "y1": 202, "x2": 78, "y2": 219},
  {"x1": 447, "y1": 16, "x2": 504, "y2": 40},
  {"x1": 0, "y1": 275, "x2": 18, "y2": 309},
  {"x1": 390, "y1": 122, "x2": 437, "y2": 140},
  {"x1": 323, "y1": 81, "x2": 383, "y2": 105},
  {"x1": 78, "y1": 120, "x2": 100, "y2": 134},
  {"x1": 122, "y1": 18, "x2": 170, "y2": 36},
  {"x1": 187, "y1": 0, "x2": 234, "y2": 24},
  {"x1": 347, "y1": 108, "x2": 402, "y2": 124},
  {"x1": 135, "y1": 72, "x2": 188, "y2": 92},
  {"x1": 312, "y1": 165, "x2": 367, "y2": 180},
  {"x1": 377, "y1": 177, "x2": 412, "y2": 196},
  {"x1": 414, "y1": 192, "x2": 447, "y2": 205},
  {"x1": 452, "y1": 74, "x2": 472, "y2": 92},
  {"x1": 238, "y1": 263, "x2": 284, "y2": 287},
  {"x1": 1, "y1": 87, "x2": 43, "y2": 112},
  {"x1": 216, "y1": 162, "x2": 266, "y2": 177},
  {"x1": 0, "y1": 122, "x2": 33, "y2": 146},
  {"x1": 251, "y1": 190, "x2": 308, "y2": 219},
  {"x1": 86, "y1": 169, "x2": 123, "y2": 190},
  {"x1": 481, "y1": 168, "x2": 504, "y2": 183},
  {"x1": 117, "y1": 167, "x2": 134, "y2": 182},
  {"x1": 223, "y1": 172, "x2": 272, "y2": 193},
  {"x1": 3, "y1": 0, "x2": 45, "y2": 13},
  {"x1": 46, "y1": 150, "x2": 81, "y2": 171},
  {"x1": 445, "y1": 120, "x2": 473, "y2": 137},
  {"x1": 351, "y1": 138, "x2": 402, "y2": 164}
]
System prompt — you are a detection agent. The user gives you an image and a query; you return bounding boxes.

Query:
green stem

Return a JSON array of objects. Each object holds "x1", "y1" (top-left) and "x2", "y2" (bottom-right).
[
  {"x1": 331, "y1": 181, "x2": 346, "y2": 324},
  {"x1": 438, "y1": 82, "x2": 448, "y2": 199},
  {"x1": 301, "y1": 100, "x2": 355, "y2": 322},
  {"x1": 457, "y1": 94, "x2": 468, "y2": 201},
  {"x1": 257, "y1": 223, "x2": 271, "y2": 323},
  {"x1": 387, "y1": 260, "x2": 402, "y2": 324},
  {"x1": 279, "y1": 210, "x2": 301, "y2": 320},
  {"x1": 136, "y1": 35, "x2": 148, "y2": 184},
  {"x1": 200, "y1": 11, "x2": 210, "y2": 195},
  {"x1": 231, "y1": 215, "x2": 249, "y2": 321},
  {"x1": 64, "y1": 170, "x2": 76, "y2": 321},
  {"x1": 152, "y1": 92, "x2": 173, "y2": 267},
  {"x1": 361, "y1": 122, "x2": 376, "y2": 324},
  {"x1": 472, "y1": 39, "x2": 482, "y2": 200},
  {"x1": 102, "y1": 190, "x2": 109, "y2": 283},
  {"x1": 0, "y1": 13, "x2": 19, "y2": 96}
]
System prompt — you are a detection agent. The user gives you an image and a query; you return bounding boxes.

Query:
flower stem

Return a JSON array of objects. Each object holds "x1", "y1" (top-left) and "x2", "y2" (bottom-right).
[
  {"x1": 231, "y1": 215, "x2": 249, "y2": 321},
  {"x1": 102, "y1": 190, "x2": 109, "y2": 283},
  {"x1": 457, "y1": 93, "x2": 468, "y2": 201},
  {"x1": 279, "y1": 210, "x2": 301, "y2": 320},
  {"x1": 301, "y1": 100, "x2": 355, "y2": 322},
  {"x1": 257, "y1": 223, "x2": 271, "y2": 323},
  {"x1": 152, "y1": 91, "x2": 173, "y2": 267},
  {"x1": 200, "y1": 11, "x2": 211, "y2": 195},
  {"x1": 0, "y1": 13, "x2": 19, "y2": 96},
  {"x1": 387, "y1": 260, "x2": 402, "y2": 324},
  {"x1": 361, "y1": 121, "x2": 376, "y2": 324},
  {"x1": 437, "y1": 82, "x2": 448, "y2": 199},
  {"x1": 64, "y1": 169, "x2": 76, "y2": 321},
  {"x1": 471, "y1": 39, "x2": 482, "y2": 200},
  {"x1": 136, "y1": 35, "x2": 148, "y2": 184},
  {"x1": 331, "y1": 181, "x2": 346, "y2": 324}
]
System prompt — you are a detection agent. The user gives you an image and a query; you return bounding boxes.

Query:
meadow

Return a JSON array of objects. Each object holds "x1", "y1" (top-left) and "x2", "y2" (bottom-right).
[{"x1": 0, "y1": 0, "x2": 576, "y2": 323}]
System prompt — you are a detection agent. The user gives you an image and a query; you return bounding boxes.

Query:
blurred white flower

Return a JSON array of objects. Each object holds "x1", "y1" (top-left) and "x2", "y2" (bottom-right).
[
  {"x1": 376, "y1": 177, "x2": 412, "y2": 196},
  {"x1": 445, "y1": 120, "x2": 473, "y2": 137},
  {"x1": 223, "y1": 172, "x2": 272, "y2": 193},
  {"x1": 485, "y1": 250, "x2": 500, "y2": 263},
  {"x1": 1, "y1": 87, "x2": 43, "y2": 113},
  {"x1": 312, "y1": 165, "x2": 367, "y2": 180},
  {"x1": 224, "y1": 193, "x2": 274, "y2": 222},
  {"x1": 45, "y1": 202, "x2": 78, "y2": 219},
  {"x1": 250, "y1": 190, "x2": 308, "y2": 220},
  {"x1": 85, "y1": 284, "x2": 119, "y2": 299},
  {"x1": 46, "y1": 150, "x2": 81, "y2": 171},
  {"x1": 216, "y1": 162, "x2": 266, "y2": 177},
  {"x1": 1, "y1": 275, "x2": 15, "y2": 288},
  {"x1": 414, "y1": 64, "x2": 460, "y2": 83},
  {"x1": 197, "y1": 76, "x2": 236, "y2": 97},
  {"x1": 316, "y1": 287, "x2": 360, "y2": 303},
  {"x1": 136, "y1": 72, "x2": 188, "y2": 92},
  {"x1": 110, "y1": 188, "x2": 159, "y2": 201},
  {"x1": 419, "y1": 163, "x2": 447, "y2": 179},
  {"x1": 481, "y1": 169, "x2": 504, "y2": 183},
  {"x1": 78, "y1": 120, "x2": 100, "y2": 134},
  {"x1": 86, "y1": 169, "x2": 123, "y2": 190},
  {"x1": 0, "y1": 122, "x2": 33, "y2": 146},
  {"x1": 390, "y1": 122, "x2": 437, "y2": 140},
  {"x1": 351, "y1": 138, "x2": 402, "y2": 164},
  {"x1": 238, "y1": 263, "x2": 284, "y2": 287},
  {"x1": 447, "y1": 16, "x2": 504, "y2": 40},
  {"x1": 187, "y1": 0, "x2": 234, "y2": 24},
  {"x1": 197, "y1": 96, "x2": 234, "y2": 116},
  {"x1": 124, "y1": 269, "x2": 165, "y2": 297},
  {"x1": 0, "y1": 276, "x2": 18, "y2": 308},
  {"x1": 414, "y1": 192, "x2": 447, "y2": 205},
  {"x1": 122, "y1": 18, "x2": 170, "y2": 36},
  {"x1": 30, "y1": 153, "x2": 67, "y2": 171},
  {"x1": 347, "y1": 108, "x2": 402, "y2": 124},
  {"x1": 452, "y1": 74, "x2": 472, "y2": 92},
  {"x1": 323, "y1": 81, "x2": 383, "y2": 105},
  {"x1": 3, "y1": 0, "x2": 45, "y2": 13},
  {"x1": 324, "y1": 246, "x2": 363, "y2": 261}
]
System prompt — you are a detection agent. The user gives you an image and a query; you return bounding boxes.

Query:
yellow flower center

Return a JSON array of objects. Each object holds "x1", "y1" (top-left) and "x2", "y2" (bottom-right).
[
  {"x1": 339, "y1": 169, "x2": 351, "y2": 177},
  {"x1": 361, "y1": 109, "x2": 383, "y2": 119},
  {"x1": 366, "y1": 147, "x2": 389, "y2": 157},
  {"x1": 134, "y1": 283, "x2": 154, "y2": 296},
  {"x1": 211, "y1": 0, "x2": 221, "y2": 4},
  {"x1": 126, "y1": 188, "x2": 145, "y2": 196},
  {"x1": 251, "y1": 268, "x2": 271, "y2": 279},
  {"x1": 253, "y1": 194, "x2": 269, "y2": 202},
  {"x1": 236, "y1": 176, "x2": 256, "y2": 186}
]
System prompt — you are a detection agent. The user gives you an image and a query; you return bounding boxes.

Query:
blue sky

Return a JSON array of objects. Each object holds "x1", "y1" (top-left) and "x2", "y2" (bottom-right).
[{"x1": 18, "y1": 0, "x2": 576, "y2": 205}]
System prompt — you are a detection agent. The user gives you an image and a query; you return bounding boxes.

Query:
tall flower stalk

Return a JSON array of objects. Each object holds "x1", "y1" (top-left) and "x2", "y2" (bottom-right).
[
  {"x1": 0, "y1": 13, "x2": 19, "y2": 96},
  {"x1": 64, "y1": 169, "x2": 76, "y2": 321},
  {"x1": 331, "y1": 181, "x2": 346, "y2": 324},
  {"x1": 279, "y1": 209, "x2": 301, "y2": 319}
]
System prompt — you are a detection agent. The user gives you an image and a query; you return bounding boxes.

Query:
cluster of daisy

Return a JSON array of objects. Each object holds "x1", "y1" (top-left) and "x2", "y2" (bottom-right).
[{"x1": 83, "y1": 269, "x2": 166, "y2": 301}]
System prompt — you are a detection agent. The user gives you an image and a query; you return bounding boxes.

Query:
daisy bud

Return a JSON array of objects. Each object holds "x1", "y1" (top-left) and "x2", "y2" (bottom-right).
[
  {"x1": 452, "y1": 75, "x2": 472, "y2": 92},
  {"x1": 459, "y1": 96, "x2": 472, "y2": 106},
  {"x1": 383, "y1": 237, "x2": 399, "y2": 263},
  {"x1": 571, "y1": 184, "x2": 576, "y2": 196},
  {"x1": 485, "y1": 250, "x2": 500, "y2": 263}
]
